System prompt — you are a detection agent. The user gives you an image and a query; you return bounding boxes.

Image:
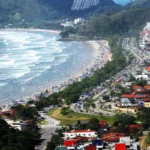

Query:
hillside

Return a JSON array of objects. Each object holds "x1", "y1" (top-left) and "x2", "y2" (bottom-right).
[
  {"x1": 77, "y1": 8, "x2": 150, "y2": 38},
  {"x1": 0, "y1": 0, "x2": 120, "y2": 27},
  {"x1": 129, "y1": 0, "x2": 150, "y2": 7}
]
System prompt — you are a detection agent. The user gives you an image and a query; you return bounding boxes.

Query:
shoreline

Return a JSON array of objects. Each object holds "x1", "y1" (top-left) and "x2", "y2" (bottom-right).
[
  {"x1": 0, "y1": 28, "x2": 61, "y2": 34},
  {"x1": 0, "y1": 29, "x2": 112, "y2": 109}
]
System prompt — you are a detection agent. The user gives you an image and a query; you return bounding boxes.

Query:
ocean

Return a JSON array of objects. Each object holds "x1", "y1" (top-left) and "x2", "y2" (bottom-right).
[{"x1": 0, "y1": 30, "x2": 96, "y2": 103}]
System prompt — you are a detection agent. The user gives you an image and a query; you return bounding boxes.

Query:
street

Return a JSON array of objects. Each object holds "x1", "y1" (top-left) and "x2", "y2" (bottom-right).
[{"x1": 36, "y1": 114, "x2": 61, "y2": 150}]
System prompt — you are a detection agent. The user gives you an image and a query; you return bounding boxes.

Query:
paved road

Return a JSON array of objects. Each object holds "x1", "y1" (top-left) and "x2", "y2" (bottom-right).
[
  {"x1": 36, "y1": 114, "x2": 61, "y2": 150},
  {"x1": 71, "y1": 101, "x2": 115, "y2": 116}
]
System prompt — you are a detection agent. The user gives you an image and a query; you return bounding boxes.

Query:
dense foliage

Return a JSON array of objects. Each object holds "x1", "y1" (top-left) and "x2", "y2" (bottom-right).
[
  {"x1": 0, "y1": 118, "x2": 40, "y2": 150},
  {"x1": 77, "y1": 8, "x2": 150, "y2": 38},
  {"x1": 11, "y1": 105, "x2": 39, "y2": 120},
  {"x1": 0, "y1": 0, "x2": 119, "y2": 28}
]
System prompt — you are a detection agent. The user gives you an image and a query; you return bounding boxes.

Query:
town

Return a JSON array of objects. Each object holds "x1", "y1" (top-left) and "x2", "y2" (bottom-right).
[{"x1": 1, "y1": 22, "x2": 150, "y2": 150}]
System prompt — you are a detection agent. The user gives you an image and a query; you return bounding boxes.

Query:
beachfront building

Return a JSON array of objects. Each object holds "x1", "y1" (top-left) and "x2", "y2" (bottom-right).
[{"x1": 63, "y1": 130, "x2": 97, "y2": 140}]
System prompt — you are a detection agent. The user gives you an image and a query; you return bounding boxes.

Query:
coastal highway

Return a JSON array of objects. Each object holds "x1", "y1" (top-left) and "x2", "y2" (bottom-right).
[
  {"x1": 35, "y1": 114, "x2": 60, "y2": 150},
  {"x1": 71, "y1": 37, "x2": 143, "y2": 117}
]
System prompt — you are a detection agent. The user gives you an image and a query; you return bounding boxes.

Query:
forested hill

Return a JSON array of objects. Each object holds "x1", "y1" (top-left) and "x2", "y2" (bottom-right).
[
  {"x1": 0, "y1": 0, "x2": 120, "y2": 27},
  {"x1": 77, "y1": 8, "x2": 150, "y2": 38}
]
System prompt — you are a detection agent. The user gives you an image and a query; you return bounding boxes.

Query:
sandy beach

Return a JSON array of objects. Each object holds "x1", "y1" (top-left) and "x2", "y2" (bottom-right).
[
  {"x1": 0, "y1": 29, "x2": 112, "y2": 108},
  {"x1": 1, "y1": 28, "x2": 61, "y2": 34},
  {"x1": 44, "y1": 40, "x2": 112, "y2": 94}
]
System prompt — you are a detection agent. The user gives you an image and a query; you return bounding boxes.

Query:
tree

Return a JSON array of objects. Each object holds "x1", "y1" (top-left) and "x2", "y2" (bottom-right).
[
  {"x1": 46, "y1": 142, "x2": 56, "y2": 150},
  {"x1": 13, "y1": 12, "x2": 21, "y2": 21},
  {"x1": 87, "y1": 118, "x2": 99, "y2": 131},
  {"x1": 137, "y1": 107, "x2": 150, "y2": 128},
  {"x1": 91, "y1": 103, "x2": 96, "y2": 112},
  {"x1": 114, "y1": 114, "x2": 135, "y2": 133}
]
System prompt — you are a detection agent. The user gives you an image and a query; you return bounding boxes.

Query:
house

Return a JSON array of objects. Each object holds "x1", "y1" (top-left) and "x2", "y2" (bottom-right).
[
  {"x1": 5, "y1": 119, "x2": 28, "y2": 131},
  {"x1": 61, "y1": 22, "x2": 74, "y2": 28},
  {"x1": 63, "y1": 130, "x2": 97, "y2": 140},
  {"x1": 129, "y1": 124, "x2": 143, "y2": 133},
  {"x1": 99, "y1": 120, "x2": 107, "y2": 128},
  {"x1": 143, "y1": 99, "x2": 150, "y2": 107},
  {"x1": 74, "y1": 18, "x2": 85, "y2": 25},
  {"x1": 1, "y1": 110, "x2": 16, "y2": 118},
  {"x1": 144, "y1": 85, "x2": 150, "y2": 91},
  {"x1": 64, "y1": 139, "x2": 77, "y2": 147},
  {"x1": 102, "y1": 133, "x2": 125, "y2": 142},
  {"x1": 134, "y1": 94, "x2": 148, "y2": 101},
  {"x1": 144, "y1": 67, "x2": 150, "y2": 75},
  {"x1": 135, "y1": 75, "x2": 149, "y2": 81},
  {"x1": 64, "y1": 137, "x2": 89, "y2": 147},
  {"x1": 85, "y1": 145, "x2": 96, "y2": 150},
  {"x1": 115, "y1": 143, "x2": 126, "y2": 150},
  {"x1": 133, "y1": 86, "x2": 142, "y2": 92},
  {"x1": 121, "y1": 94, "x2": 135, "y2": 99},
  {"x1": 64, "y1": 138, "x2": 103, "y2": 150},
  {"x1": 92, "y1": 139, "x2": 103, "y2": 149},
  {"x1": 120, "y1": 94, "x2": 134, "y2": 107},
  {"x1": 119, "y1": 137, "x2": 131, "y2": 146},
  {"x1": 125, "y1": 82, "x2": 132, "y2": 88}
]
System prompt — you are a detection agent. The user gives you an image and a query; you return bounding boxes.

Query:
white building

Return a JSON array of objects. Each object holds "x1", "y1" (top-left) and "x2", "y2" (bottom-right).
[
  {"x1": 74, "y1": 18, "x2": 85, "y2": 25},
  {"x1": 144, "y1": 22, "x2": 150, "y2": 30},
  {"x1": 61, "y1": 22, "x2": 74, "y2": 28},
  {"x1": 5, "y1": 119, "x2": 27, "y2": 131},
  {"x1": 63, "y1": 130, "x2": 97, "y2": 139},
  {"x1": 135, "y1": 75, "x2": 149, "y2": 80}
]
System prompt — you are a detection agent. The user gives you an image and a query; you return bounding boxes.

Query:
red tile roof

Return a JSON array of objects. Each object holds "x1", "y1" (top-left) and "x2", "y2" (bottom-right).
[
  {"x1": 143, "y1": 98, "x2": 150, "y2": 102},
  {"x1": 144, "y1": 85, "x2": 150, "y2": 90},
  {"x1": 121, "y1": 94, "x2": 134, "y2": 99},
  {"x1": 65, "y1": 130, "x2": 96, "y2": 133},
  {"x1": 133, "y1": 86, "x2": 142, "y2": 90},
  {"x1": 130, "y1": 124, "x2": 143, "y2": 132},
  {"x1": 134, "y1": 94, "x2": 148, "y2": 99},
  {"x1": 102, "y1": 133, "x2": 125, "y2": 142},
  {"x1": 146, "y1": 67, "x2": 150, "y2": 72}
]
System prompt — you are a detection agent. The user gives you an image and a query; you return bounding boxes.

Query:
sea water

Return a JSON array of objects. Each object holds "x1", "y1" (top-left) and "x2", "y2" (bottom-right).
[{"x1": 0, "y1": 30, "x2": 96, "y2": 103}]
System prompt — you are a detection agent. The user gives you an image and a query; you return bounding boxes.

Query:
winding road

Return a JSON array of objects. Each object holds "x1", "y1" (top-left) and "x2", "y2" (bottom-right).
[{"x1": 35, "y1": 114, "x2": 61, "y2": 150}]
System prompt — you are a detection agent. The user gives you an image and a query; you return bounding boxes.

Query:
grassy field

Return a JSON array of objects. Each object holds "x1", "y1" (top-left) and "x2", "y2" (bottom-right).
[{"x1": 49, "y1": 108, "x2": 115, "y2": 126}]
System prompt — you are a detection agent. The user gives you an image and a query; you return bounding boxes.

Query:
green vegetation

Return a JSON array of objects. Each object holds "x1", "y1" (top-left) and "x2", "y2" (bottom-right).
[
  {"x1": 75, "y1": 8, "x2": 150, "y2": 38},
  {"x1": 137, "y1": 107, "x2": 150, "y2": 128},
  {"x1": 11, "y1": 105, "x2": 39, "y2": 120},
  {"x1": 0, "y1": 118, "x2": 40, "y2": 150},
  {"x1": 114, "y1": 114, "x2": 136, "y2": 132},
  {"x1": 49, "y1": 108, "x2": 115, "y2": 126},
  {"x1": 0, "y1": 0, "x2": 119, "y2": 28}
]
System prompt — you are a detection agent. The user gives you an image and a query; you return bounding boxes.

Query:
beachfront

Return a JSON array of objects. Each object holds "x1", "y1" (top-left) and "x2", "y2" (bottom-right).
[{"x1": 0, "y1": 29, "x2": 112, "y2": 109}]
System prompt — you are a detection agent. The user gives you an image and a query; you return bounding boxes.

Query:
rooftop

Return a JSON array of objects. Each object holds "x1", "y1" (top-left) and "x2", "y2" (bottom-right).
[
  {"x1": 146, "y1": 67, "x2": 150, "y2": 71},
  {"x1": 64, "y1": 130, "x2": 96, "y2": 133}
]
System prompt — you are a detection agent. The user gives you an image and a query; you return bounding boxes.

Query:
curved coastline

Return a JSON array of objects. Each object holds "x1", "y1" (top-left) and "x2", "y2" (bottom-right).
[{"x1": 0, "y1": 28, "x2": 112, "y2": 107}]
